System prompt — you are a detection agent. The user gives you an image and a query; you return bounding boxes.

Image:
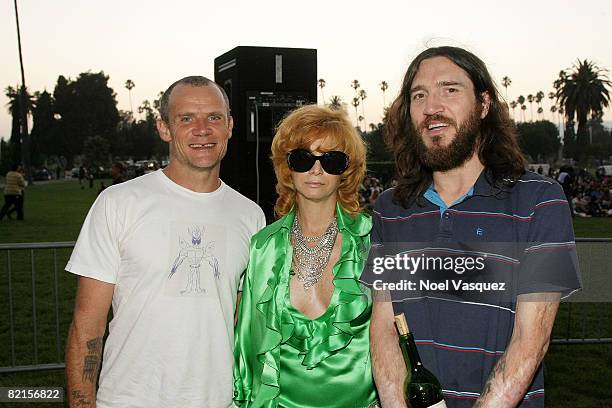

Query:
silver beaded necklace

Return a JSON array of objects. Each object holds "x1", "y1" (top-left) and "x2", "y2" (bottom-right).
[{"x1": 291, "y1": 215, "x2": 339, "y2": 290}]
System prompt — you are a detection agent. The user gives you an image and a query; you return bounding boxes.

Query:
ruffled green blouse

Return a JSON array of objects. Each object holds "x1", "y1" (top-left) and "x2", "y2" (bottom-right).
[{"x1": 233, "y1": 205, "x2": 378, "y2": 407}]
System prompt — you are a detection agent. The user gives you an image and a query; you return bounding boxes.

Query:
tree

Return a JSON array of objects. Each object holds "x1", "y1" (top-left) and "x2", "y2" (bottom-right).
[
  {"x1": 351, "y1": 80, "x2": 360, "y2": 93},
  {"x1": 535, "y1": 91, "x2": 545, "y2": 119},
  {"x1": 351, "y1": 97, "x2": 360, "y2": 128},
  {"x1": 517, "y1": 95, "x2": 526, "y2": 122},
  {"x1": 83, "y1": 135, "x2": 110, "y2": 170},
  {"x1": 30, "y1": 90, "x2": 56, "y2": 166},
  {"x1": 4, "y1": 85, "x2": 34, "y2": 166},
  {"x1": 548, "y1": 91, "x2": 555, "y2": 121},
  {"x1": 153, "y1": 91, "x2": 164, "y2": 112},
  {"x1": 12, "y1": 0, "x2": 33, "y2": 182},
  {"x1": 555, "y1": 59, "x2": 612, "y2": 160},
  {"x1": 358, "y1": 89, "x2": 367, "y2": 127},
  {"x1": 125, "y1": 79, "x2": 135, "y2": 114},
  {"x1": 318, "y1": 79, "x2": 326, "y2": 104},
  {"x1": 584, "y1": 116, "x2": 612, "y2": 162},
  {"x1": 328, "y1": 95, "x2": 342, "y2": 110},
  {"x1": 53, "y1": 71, "x2": 119, "y2": 166},
  {"x1": 516, "y1": 120, "x2": 561, "y2": 162},
  {"x1": 380, "y1": 81, "x2": 389, "y2": 107},
  {"x1": 362, "y1": 122, "x2": 393, "y2": 163},
  {"x1": 527, "y1": 94, "x2": 534, "y2": 121},
  {"x1": 501, "y1": 76, "x2": 512, "y2": 100},
  {"x1": 509, "y1": 101, "x2": 517, "y2": 120}
]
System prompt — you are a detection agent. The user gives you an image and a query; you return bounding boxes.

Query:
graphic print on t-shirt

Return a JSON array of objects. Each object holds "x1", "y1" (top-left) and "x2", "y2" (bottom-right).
[{"x1": 166, "y1": 224, "x2": 221, "y2": 296}]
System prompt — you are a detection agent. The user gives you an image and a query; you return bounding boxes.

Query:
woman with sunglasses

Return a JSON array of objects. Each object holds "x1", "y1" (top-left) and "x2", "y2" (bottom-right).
[{"x1": 233, "y1": 105, "x2": 378, "y2": 407}]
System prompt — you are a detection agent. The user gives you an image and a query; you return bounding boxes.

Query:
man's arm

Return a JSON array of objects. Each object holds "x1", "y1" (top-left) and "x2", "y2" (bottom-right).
[
  {"x1": 474, "y1": 293, "x2": 560, "y2": 407},
  {"x1": 370, "y1": 294, "x2": 408, "y2": 408},
  {"x1": 66, "y1": 277, "x2": 114, "y2": 408}
]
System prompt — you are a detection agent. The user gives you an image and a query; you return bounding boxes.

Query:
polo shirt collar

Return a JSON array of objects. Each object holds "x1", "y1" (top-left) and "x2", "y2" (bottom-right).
[{"x1": 424, "y1": 169, "x2": 496, "y2": 214}]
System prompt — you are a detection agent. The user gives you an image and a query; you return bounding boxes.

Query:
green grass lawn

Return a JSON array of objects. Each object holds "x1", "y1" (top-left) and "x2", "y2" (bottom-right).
[{"x1": 0, "y1": 180, "x2": 611, "y2": 407}]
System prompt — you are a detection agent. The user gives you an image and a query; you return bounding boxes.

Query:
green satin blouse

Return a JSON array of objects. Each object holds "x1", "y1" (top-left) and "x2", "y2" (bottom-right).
[{"x1": 233, "y1": 205, "x2": 378, "y2": 407}]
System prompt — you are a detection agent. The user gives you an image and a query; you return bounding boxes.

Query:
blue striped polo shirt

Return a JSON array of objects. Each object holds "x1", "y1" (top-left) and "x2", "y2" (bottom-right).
[{"x1": 361, "y1": 170, "x2": 581, "y2": 407}]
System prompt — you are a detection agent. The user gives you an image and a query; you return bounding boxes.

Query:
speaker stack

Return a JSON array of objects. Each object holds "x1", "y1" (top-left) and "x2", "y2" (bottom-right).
[{"x1": 214, "y1": 46, "x2": 317, "y2": 222}]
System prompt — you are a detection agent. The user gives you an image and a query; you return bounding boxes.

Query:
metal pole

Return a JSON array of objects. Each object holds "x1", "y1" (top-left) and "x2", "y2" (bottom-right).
[
  {"x1": 7, "y1": 251, "x2": 16, "y2": 367},
  {"x1": 31, "y1": 249, "x2": 38, "y2": 364},
  {"x1": 53, "y1": 249, "x2": 61, "y2": 362},
  {"x1": 13, "y1": 0, "x2": 32, "y2": 184}
]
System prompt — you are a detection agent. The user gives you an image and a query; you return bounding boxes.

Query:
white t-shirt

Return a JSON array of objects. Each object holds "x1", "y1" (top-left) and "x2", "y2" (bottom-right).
[{"x1": 66, "y1": 170, "x2": 265, "y2": 408}]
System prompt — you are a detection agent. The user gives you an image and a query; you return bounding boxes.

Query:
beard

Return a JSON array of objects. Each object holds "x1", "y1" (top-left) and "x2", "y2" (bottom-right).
[{"x1": 413, "y1": 106, "x2": 482, "y2": 172}]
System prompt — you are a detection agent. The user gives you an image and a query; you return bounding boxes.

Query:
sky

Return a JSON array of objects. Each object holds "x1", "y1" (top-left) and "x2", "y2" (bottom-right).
[{"x1": 1, "y1": 0, "x2": 612, "y2": 141}]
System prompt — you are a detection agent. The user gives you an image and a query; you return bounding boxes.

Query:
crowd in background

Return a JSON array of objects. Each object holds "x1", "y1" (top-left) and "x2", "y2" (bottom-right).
[
  {"x1": 358, "y1": 166, "x2": 612, "y2": 217},
  {"x1": 3, "y1": 162, "x2": 612, "y2": 218},
  {"x1": 557, "y1": 166, "x2": 612, "y2": 217}
]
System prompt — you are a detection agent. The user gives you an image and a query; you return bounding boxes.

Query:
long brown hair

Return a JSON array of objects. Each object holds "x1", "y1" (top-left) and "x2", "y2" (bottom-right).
[
  {"x1": 386, "y1": 46, "x2": 526, "y2": 207},
  {"x1": 271, "y1": 104, "x2": 366, "y2": 218}
]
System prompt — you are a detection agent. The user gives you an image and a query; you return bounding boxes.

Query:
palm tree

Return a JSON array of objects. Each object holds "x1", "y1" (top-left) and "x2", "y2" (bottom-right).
[
  {"x1": 517, "y1": 95, "x2": 526, "y2": 122},
  {"x1": 521, "y1": 104, "x2": 527, "y2": 121},
  {"x1": 329, "y1": 95, "x2": 342, "y2": 110},
  {"x1": 5, "y1": 85, "x2": 34, "y2": 162},
  {"x1": 125, "y1": 79, "x2": 135, "y2": 114},
  {"x1": 536, "y1": 90, "x2": 544, "y2": 107},
  {"x1": 501, "y1": 76, "x2": 512, "y2": 100},
  {"x1": 550, "y1": 105, "x2": 558, "y2": 126},
  {"x1": 351, "y1": 97, "x2": 360, "y2": 128},
  {"x1": 12, "y1": 0, "x2": 32, "y2": 182},
  {"x1": 548, "y1": 91, "x2": 556, "y2": 121},
  {"x1": 527, "y1": 94, "x2": 534, "y2": 121},
  {"x1": 351, "y1": 80, "x2": 360, "y2": 94},
  {"x1": 358, "y1": 89, "x2": 367, "y2": 125},
  {"x1": 535, "y1": 91, "x2": 544, "y2": 119},
  {"x1": 318, "y1": 79, "x2": 326, "y2": 104},
  {"x1": 509, "y1": 101, "x2": 517, "y2": 120},
  {"x1": 556, "y1": 59, "x2": 612, "y2": 144},
  {"x1": 380, "y1": 81, "x2": 389, "y2": 107}
]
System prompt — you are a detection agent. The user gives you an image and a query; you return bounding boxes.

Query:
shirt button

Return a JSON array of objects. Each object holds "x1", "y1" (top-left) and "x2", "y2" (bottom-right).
[{"x1": 443, "y1": 212, "x2": 450, "y2": 219}]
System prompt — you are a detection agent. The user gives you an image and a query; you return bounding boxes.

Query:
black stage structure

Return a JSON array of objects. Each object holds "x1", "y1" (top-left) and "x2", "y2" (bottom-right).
[{"x1": 214, "y1": 46, "x2": 317, "y2": 221}]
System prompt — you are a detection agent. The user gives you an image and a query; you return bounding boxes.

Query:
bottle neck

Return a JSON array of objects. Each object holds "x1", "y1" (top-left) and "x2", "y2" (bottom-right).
[{"x1": 399, "y1": 332, "x2": 422, "y2": 372}]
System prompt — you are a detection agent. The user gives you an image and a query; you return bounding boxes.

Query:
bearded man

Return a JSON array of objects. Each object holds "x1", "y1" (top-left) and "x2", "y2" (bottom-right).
[{"x1": 362, "y1": 47, "x2": 581, "y2": 407}]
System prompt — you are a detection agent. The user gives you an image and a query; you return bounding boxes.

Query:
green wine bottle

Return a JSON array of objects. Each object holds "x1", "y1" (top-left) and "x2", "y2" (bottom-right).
[{"x1": 394, "y1": 313, "x2": 447, "y2": 408}]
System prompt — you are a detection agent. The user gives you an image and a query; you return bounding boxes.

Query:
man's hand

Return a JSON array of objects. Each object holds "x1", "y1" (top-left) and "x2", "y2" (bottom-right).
[
  {"x1": 66, "y1": 277, "x2": 114, "y2": 408},
  {"x1": 370, "y1": 292, "x2": 408, "y2": 408},
  {"x1": 474, "y1": 293, "x2": 560, "y2": 407}
]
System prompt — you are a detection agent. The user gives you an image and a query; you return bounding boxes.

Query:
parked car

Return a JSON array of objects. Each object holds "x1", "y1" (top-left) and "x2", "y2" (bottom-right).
[{"x1": 33, "y1": 168, "x2": 52, "y2": 181}]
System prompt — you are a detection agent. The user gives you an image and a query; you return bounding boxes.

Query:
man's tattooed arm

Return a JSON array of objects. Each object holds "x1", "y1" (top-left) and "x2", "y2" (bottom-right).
[
  {"x1": 66, "y1": 277, "x2": 114, "y2": 408},
  {"x1": 82, "y1": 337, "x2": 103, "y2": 383},
  {"x1": 474, "y1": 294, "x2": 560, "y2": 407},
  {"x1": 71, "y1": 390, "x2": 93, "y2": 407}
]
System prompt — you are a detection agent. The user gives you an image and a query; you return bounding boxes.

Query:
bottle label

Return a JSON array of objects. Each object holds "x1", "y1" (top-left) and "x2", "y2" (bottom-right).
[{"x1": 427, "y1": 401, "x2": 447, "y2": 408}]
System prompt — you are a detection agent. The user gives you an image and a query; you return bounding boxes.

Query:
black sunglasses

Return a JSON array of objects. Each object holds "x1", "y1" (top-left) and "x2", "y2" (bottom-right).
[{"x1": 287, "y1": 149, "x2": 349, "y2": 175}]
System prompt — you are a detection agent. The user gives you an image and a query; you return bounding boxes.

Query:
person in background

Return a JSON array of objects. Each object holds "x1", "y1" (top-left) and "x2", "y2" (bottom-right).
[
  {"x1": 0, "y1": 164, "x2": 27, "y2": 221},
  {"x1": 111, "y1": 162, "x2": 126, "y2": 185}
]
